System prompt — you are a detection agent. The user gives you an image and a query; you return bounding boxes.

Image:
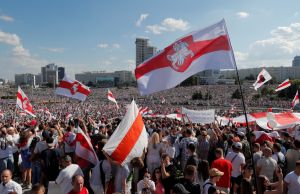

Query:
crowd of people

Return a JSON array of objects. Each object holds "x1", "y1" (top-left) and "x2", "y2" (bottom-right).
[{"x1": 0, "y1": 85, "x2": 299, "y2": 194}]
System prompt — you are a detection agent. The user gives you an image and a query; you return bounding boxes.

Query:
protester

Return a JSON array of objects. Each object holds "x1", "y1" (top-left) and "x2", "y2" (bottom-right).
[
  {"x1": 0, "y1": 169, "x2": 22, "y2": 194},
  {"x1": 202, "y1": 168, "x2": 224, "y2": 194},
  {"x1": 68, "y1": 175, "x2": 89, "y2": 194}
]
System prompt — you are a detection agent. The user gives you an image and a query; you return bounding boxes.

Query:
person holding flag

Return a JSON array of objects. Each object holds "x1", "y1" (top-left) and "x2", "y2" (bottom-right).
[{"x1": 107, "y1": 89, "x2": 119, "y2": 109}]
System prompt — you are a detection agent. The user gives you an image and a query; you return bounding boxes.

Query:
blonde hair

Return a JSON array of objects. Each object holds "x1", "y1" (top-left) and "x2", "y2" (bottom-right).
[{"x1": 150, "y1": 132, "x2": 160, "y2": 148}]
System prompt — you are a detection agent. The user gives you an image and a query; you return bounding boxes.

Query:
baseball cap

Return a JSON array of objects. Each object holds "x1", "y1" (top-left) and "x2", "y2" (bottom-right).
[
  {"x1": 234, "y1": 142, "x2": 243, "y2": 149},
  {"x1": 172, "y1": 183, "x2": 190, "y2": 194},
  {"x1": 209, "y1": 168, "x2": 224, "y2": 177},
  {"x1": 237, "y1": 131, "x2": 245, "y2": 137}
]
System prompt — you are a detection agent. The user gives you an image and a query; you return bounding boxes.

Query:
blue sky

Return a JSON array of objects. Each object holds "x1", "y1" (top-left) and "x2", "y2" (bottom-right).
[{"x1": 0, "y1": 0, "x2": 300, "y2": 80}]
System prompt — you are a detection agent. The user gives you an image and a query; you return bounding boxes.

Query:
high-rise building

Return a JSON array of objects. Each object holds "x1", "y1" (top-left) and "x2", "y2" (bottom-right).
[
  {"x1": 58, "y1": 67, "x2": 65, "y2": 81},
  {"x1": 292, "y1": 56, "x2": 300, "y2": 67},
  {"x1": 135, "y1": 38, "x2": 157, "y2": 67},
  {"x1": 15, "y1": 73, "x2": 36, "y2": 86},
  {"x1": 41, "y1": 63, "x2": 64, "y2": 85}
]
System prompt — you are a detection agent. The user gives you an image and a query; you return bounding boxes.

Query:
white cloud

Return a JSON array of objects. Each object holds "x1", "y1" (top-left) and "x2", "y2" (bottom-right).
[
  {"x1": 235, "y1": 22, "x2": 300, "y2": 69},
  {"x1": 97, "y1": 43, "x2": 120, "y2": 49},
  {"x1": 112, "y1": 43, "x2": 120, "y2": 49},
  {"x1": 0, "y1": 30, "x2": 47, "y2": 79},
  {"x1": 236, "y1": 12, "x2": 249, "y2": 19},
  {"x1": 98, "y1": 43, "x2": 109, "y2": 48},
  {"x1": 146, "y1": 18, "x2": 189, "y2": 35},
  {"x1": 0, "y1": 15, "x2": 14, "y2": 22},
  {"x1": 136, "y1": 13, "x2": 149, "y2": 26},
  {"x1": 41, "y1": 47, "x2": 65, "y2": 53}
]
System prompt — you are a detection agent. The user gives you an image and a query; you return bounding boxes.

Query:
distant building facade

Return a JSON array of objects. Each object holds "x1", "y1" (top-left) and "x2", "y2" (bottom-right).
[
  {"x1": 58, "y1": 67, "x2": 65, "y2": 81},
  {"x1": 15, "y1": 73, "x2": 36, "y2": 86},
  {"x1": 75, "y1": 71, "x2": 134, "y2": 87},
  {"x1": 293, "y1": 56, "x2": 300, "y2": 67},
  {"x1": 221, "y1": 66, "x2": 300, "y2": 83},
  {"x1": 135, "y1": 38, "x2": 157, "y2": 67},
  {"x1": 41, "y1": 63, "x2": 65, "y2": 85}
]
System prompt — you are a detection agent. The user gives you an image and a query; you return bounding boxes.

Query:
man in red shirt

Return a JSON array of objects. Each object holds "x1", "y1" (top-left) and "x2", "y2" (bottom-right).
[
  {"x1": 68, "y1": 175, "x2": 89, "y2": 194},
  {"x1": 211, "y1": 148, "x2": 232, "y2": 194}
]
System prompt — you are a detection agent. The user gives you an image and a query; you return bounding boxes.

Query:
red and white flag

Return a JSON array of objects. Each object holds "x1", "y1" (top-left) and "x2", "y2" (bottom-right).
[
  {"x1": 56, "y1": 76, "x2": 91, "y2": 101},
  {"x1": 103, "y1": 100, "x2": 148, "y2": 165},
  {"x1": 135, "y1": 19, "x2": 235, "y2": 95},
  {"x1": 16, "y1": 86, "x2": 35, "y2": 117},
  {"x1": 139, "y1": 106, "x2": 151, "y2": 115},
  {"x1": 75, "y1": 128, "x2": 98, "y2": 165},
  {"x1": 292, "y1": 90, "x2": 299, "y2": 108},
  {"x1": 275, "y1": 79, "x2": 291, "y2": 92},
  {"x1": 66, "y1": 113, "x2": 73, "y2": 120},
  {"x1": 107, "y1": 89, "x2": 119, "y2": 109},
  {"x1": 253, "y1": 69, "x2": 272, "y2": 90}
]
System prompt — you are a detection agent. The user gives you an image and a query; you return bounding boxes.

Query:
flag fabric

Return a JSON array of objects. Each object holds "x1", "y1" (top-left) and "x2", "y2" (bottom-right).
[
  {"x1": 275, "y1": 79, "x2": 291, "y2": 92},
  {"x1": 135, "y1": 19, "x2": 235, "y2": 95},
  {"x1": 75, "y1": 127, "x2": 98, "y2": 165},
  {"x1": 253, "y1": 69, "x2": 272, "y2": 90},
  {"x1": 292, "y1": 91, "x2": 299, "y2": 108},
  {"x1": 139, "y1": 107, "x2": 151, "y2": 115},
  {"x1": 107, "y1": 89, "x2": 119, "y2": 109},
  {"x1": 16, "y1": 86, "x2": 35, "y2": 117},
  {"x1": 56, "y1": 76, "x2": 91, "y2": 101},
  {"x1": 66, "y1": 113, "x2": 73, "y2": 120},
  {"x1": 103, "y1": 100, "x2": 148, "y2": 166}
]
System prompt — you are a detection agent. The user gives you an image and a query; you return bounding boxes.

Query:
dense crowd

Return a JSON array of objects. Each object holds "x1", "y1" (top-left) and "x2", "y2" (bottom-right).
[{"x1": 0, "y1": 86, "x2": 299, "y2": 194}]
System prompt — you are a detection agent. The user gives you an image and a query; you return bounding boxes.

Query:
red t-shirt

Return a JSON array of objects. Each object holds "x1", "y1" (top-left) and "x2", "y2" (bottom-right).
[
  {"x1": 211, "y1": 158, "x2": 232, "y2": 188},
  {"x1": 68, "y1": 187, "x2": 89, "y2": 194}
]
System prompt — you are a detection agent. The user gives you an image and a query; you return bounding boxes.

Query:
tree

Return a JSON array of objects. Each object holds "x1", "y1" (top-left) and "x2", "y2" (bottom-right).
[
  {"x1": 231, "y1": 89, "x2": 241, "y2": 99},
  {"x1": 192, "y1": 91, "x2": 203, "y2": 100},
  {"x1": 245, "y1": 74, "x2": 255, "y2": 80}
]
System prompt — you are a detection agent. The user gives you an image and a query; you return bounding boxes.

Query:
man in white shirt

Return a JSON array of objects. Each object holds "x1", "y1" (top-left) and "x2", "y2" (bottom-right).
[
  {"x1": 256, "y1": 147, "x2": 277, "y2": 181},
  {"x1": 55, "y1": 155, "x2": 84, "y2": 194},
  {"x1": 225, "y1": 142, "x2": 245, "y2": 193},
  {"x1": 284, "y1": 160, "x2": 300, "y2": 194},
  {"x1": 0, "y1": 127, "x2": 14, "y2": 173},
  {"x1": 0, "y1": 169, "x2": 22, "y2": 194}
]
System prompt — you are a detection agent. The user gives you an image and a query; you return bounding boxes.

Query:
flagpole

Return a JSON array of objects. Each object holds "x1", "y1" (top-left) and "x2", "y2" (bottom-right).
[{"x1": 224, "y1": 19, "x2": 259, "y2": 191}]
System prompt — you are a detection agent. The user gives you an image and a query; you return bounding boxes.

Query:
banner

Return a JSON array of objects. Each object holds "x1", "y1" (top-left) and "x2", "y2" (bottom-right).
[{"x1": 182, "y1": 107, "x2": 215, "y2": 124}]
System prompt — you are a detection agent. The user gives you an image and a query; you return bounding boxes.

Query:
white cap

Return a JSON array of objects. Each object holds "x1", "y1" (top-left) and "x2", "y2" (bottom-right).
[{"x1": 234, "y1": 142, "x2": 243, "y2": 149}]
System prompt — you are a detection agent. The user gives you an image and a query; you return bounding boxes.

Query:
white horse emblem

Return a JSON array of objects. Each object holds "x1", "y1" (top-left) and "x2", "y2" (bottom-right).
[
  {"x1": 167, "y1": 41, "x2": 194, "y2": 71},
  {"x1": 71, "y1": 83, "x2": 80, "y2": 94}
]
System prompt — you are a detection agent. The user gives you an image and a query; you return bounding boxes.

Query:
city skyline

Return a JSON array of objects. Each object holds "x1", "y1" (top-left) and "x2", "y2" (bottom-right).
[{"x1": 1, "y1": 0, "x2": 300, "y2": 80}]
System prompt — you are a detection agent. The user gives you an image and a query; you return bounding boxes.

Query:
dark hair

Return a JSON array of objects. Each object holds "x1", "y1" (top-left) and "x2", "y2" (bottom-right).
[
  {"x1": 273, "y1": 143, "x2": 281, "y2": 152},
  {"x1": 188, "y1": 143, "x2": 196, "y2": 153},
  {"x1": 241, "y1": 178, "x2": 253, "y2": 194},
  {"x1": 186, "y1": 128, "x2": 193, "y2": 135},
  {"x1": 294, "y1": 139, "x2": 300, "y2": 149},
  {"x1": 152, "y1": 167, "x2": 161, "y2": 183},
  {"x1": 31, "y1": 184, "x2": 45, "y2": 193},
  {"x1": 184, "y1": 165, "x2": 196, "y2": 177}
]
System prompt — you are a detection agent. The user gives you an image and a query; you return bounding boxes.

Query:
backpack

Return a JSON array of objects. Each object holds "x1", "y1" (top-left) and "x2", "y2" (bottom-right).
[
  {"x1": 202, "y1": 182, "x2": 213, "y2": 194},
  {"x1": 41, "y1": 148, "x2": 60, "y2": 181},
  {"x1": 276, "y1": 153, "x2": 286, "y2": 175}
]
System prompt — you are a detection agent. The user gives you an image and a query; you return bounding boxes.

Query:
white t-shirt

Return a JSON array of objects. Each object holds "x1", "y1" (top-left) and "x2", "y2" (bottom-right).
[
  {"x1": 137, "y1": 179, "x2": 156, "y2": 194},
  {"x1": 90, "y1": 160, "x2": 111, "y2": 193},
  {"x1": 34, "y1": 140, "x2": 48, "y2": 154},
  {"x1": 257, "y1": 157, "x2": 277, "y2": 181},
  {"x1": 55, "y1": 164, "x2": 84, "y2": 194},
  {"x1": 0, "y1": 135, "x2": 13, "y2": 159},
  {"x1": 11, "y1": 134, "x2": 20, "y2": 153},
  {"x1": 225, "y1": 151, "x2": 245, "y2": 178},
  {"x1": 0, "y1": 180, "x2": 22, "y2": 194},
  {"x1": 272, "y1": 152, "x2": 285, "y2": 163},
  {"x1": 284, "y1": 171, "x2": 300, "y2": 194}
]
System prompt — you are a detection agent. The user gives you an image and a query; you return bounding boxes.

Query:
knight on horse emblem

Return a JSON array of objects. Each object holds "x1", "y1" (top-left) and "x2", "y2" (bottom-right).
[{"x1": 167, "y1": 40, "x2": 194, "y2": 71}]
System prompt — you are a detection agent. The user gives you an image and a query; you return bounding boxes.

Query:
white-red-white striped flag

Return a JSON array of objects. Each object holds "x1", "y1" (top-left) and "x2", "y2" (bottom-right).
[
  {"x1": 135, "y1": 19, "x2": 235, "y2": 95},
  {"x1": 139, "y1": 106, "x2": 151, "y2": 115},
  {"x1": 103, "y1": 100, "x2": 148, "y2": 165},
  {"x1": 107, "y1": 89, "x2": 119, "y2": 109},
  {"x1": 253, "y1": 69, "x2": 272, "y2": 90},
  {"x1": 75, "y1": 127, "x2": 98, "y2": 165},
  {"x1": 16, "y1": 86, "x2": 35, "y2": 117},
  {"x1": 56, "y1": 76, "x2": 91, "y2": 101},
  {"x1": 275, "y1": 79, "x2": 291, "y2": 92},
  {"x1": 292, "y1": 90, "x2": 299, "y2": 108}
]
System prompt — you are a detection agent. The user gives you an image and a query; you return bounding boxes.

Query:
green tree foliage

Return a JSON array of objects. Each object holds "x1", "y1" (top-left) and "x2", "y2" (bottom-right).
[
  {"x1": 277, "y1": 79, "x2": 300, "y2": 99},
  {"x1": 192, "y1": 91, "x2": 203, "y2": 100},
  {"x1": 232, "y1": 89, "x2": 241, "y2": 99}
]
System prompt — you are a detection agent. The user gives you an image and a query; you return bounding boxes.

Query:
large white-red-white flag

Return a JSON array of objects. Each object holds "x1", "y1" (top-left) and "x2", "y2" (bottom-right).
[
  {"x1": 275, "y1": 79, "x2": 291, "y2": 92},
  {"x1": 56, "y1": 76, "x2": 91, "y2": 101},
  {"x1": 107, "y1": 89, "x2": 119, "y2": 109},
  {"x1": 135, "y1": 19, "x2": 235, "y2": 95},
  {"x1": 16, "y1": 86, "x2": 35, "y2": 117},
  {"x1": 292, "y1": 90, "x2": 299, "y2": 108},
  {"x1": 253, "y1": 69, "x2": 272, "y2": 90},
  {"x1": 103, "y1": 100, "x2": 148, "y2": 165},
  {"x1": 75, "y1": 128, "x2": 98, "y2": 165}
]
